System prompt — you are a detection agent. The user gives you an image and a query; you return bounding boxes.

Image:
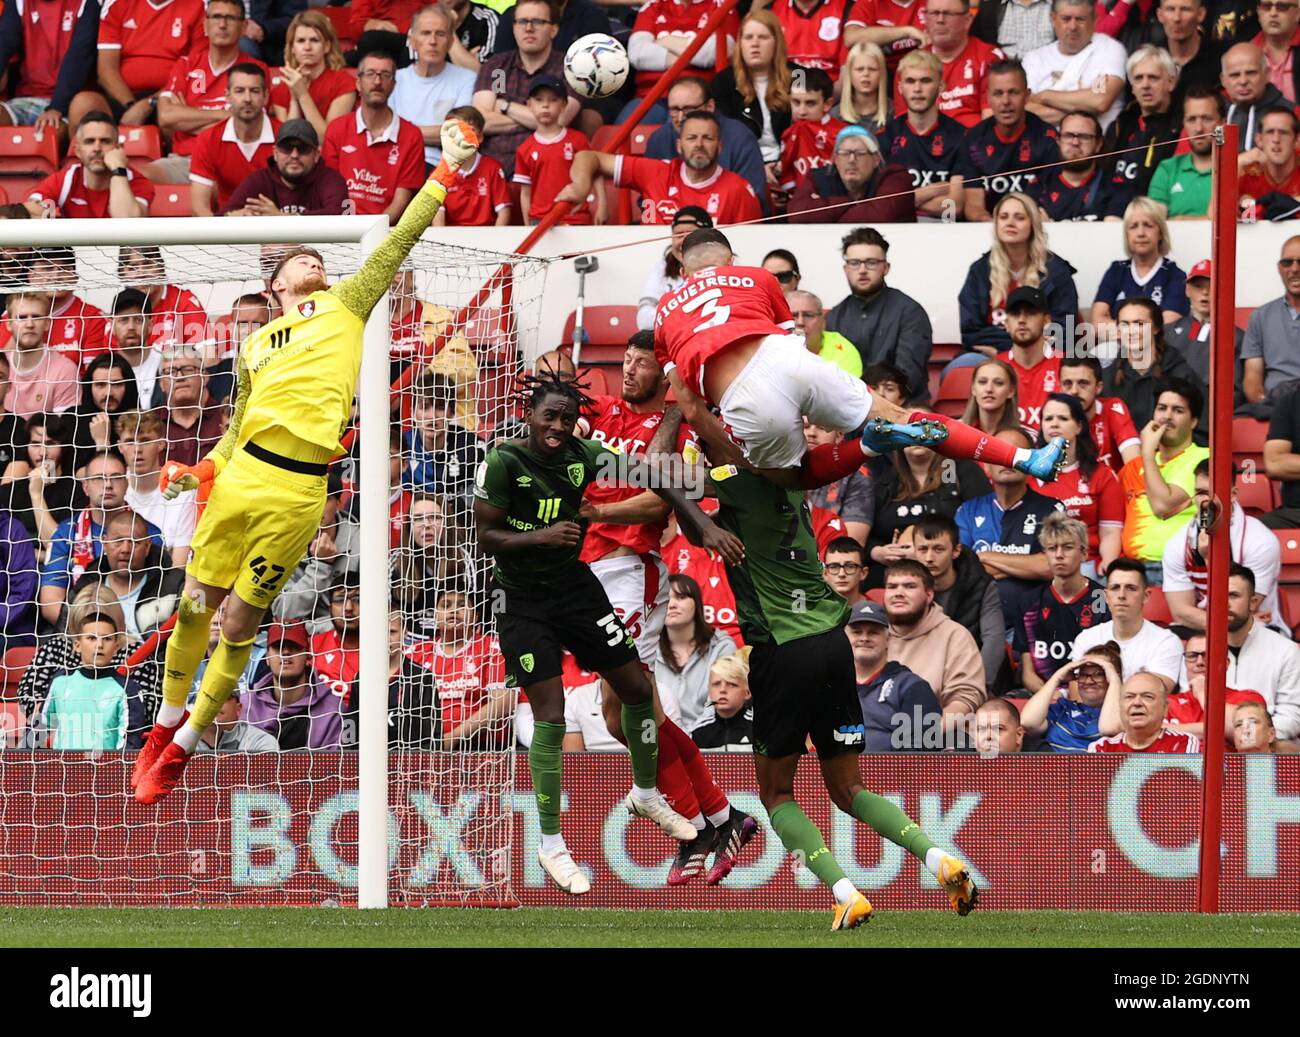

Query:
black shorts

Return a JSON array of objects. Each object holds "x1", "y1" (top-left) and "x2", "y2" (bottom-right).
[
  {"x1": 493, "y1": 565, "x2": 638, "y2": 689},
  {"x1": 748, "y1": 627, "x2": 865, "y2": 761}
]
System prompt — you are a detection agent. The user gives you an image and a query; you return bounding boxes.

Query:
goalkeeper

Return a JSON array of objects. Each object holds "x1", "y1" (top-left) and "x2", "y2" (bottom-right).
[{"x1": 131, "y1": 119, "x2": 481, "y2": 805}]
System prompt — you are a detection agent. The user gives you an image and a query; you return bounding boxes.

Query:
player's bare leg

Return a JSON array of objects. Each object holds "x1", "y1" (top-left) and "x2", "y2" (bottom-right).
[
  {"x1": 135, "y1": 588, "x2": 266, "y2": 805},
  {"x1": 526, "y1": 675, "x2": 591, "y2": 895},
  {"x1": 818, "y1": 753, "x2": 978, "y2": 916},
  {"x1": 131, "y1": 574, "x2": 231, "y2": 789},
  {"x1": 754, "y1": 753, "x2": 873, "y2": 929},
  {"x1": 600, "y1": 659, "x2": 697, "y2": 840}
]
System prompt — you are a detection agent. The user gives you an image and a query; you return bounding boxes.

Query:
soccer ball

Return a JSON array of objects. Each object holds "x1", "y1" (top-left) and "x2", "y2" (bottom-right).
[{"x1": 564, "y1": 34, "x2": 629, "y2": 99}]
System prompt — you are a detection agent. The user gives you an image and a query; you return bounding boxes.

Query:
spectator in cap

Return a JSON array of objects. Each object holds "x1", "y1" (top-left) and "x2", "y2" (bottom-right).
[
  {"x1": 847, "y1": 598, "x2": 942, "y2": 751},
  {"x1": 244, "y1": 621, "x2": 342, "y2": 749},
  {"x1": 788, "y1": 124, "x2": 916, "y2": 223},
  {"x1": 392, "y1": 4, "x2": 477, "y2": 167},
  {"x1": 513, "y1": 74, "x2": 601, "y2": 225},
  {"x1": 1165, "y1": 259, "x2": 1245, "y2": 394},
  {"x1": 221, "y1": 118, "x2": 350, "y2": 216},
  {"x1": 636, "y1": 206, "x2": 711, "y2": 330},
  {"x1": 643, "y1": 76, "x2": 770, "y2": 215},
  {"x1": 998, "y1": 285, "x2": 1058, "y2": 435}
]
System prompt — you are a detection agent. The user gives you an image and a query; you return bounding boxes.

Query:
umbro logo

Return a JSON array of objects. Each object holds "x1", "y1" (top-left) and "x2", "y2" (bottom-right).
[
  {"x1": 341, "y1": 144, "x2": 357, "y2": 153},
  {"x1": 516, "y1": 475, "x2": 532, "y2": 486}
]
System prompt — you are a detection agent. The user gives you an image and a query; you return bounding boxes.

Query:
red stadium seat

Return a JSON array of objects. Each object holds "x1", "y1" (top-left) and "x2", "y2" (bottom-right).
[
  {"x1": 321, "y1": 5, "x2": 357, "y2": 50},
  {"x1": 1235, "y1": 471, "x2": 1277, "y2": 518},
  {"x1": 591, "y1": 125, "x2": 627, "y2": 154},
  {"x1": 1143, "y1": 586, "x2": 1173, "y2": 625},
  {"x1": 561, "y1": 305, "x2": 638, "y2": 359},
  {"x1": 475, "y1": 361, "x2": 521, "y2": 433},
  {"x1": 930, "y1": 343, "x2": 963, "y2": 364},
  {"x1": 865, "y1": 587, "x2": 885, "y2": 603},
  {"x1": 1273, "y1": 529, "x2": 1300, "y2": 582},
  {"x1": 460, "y1": 306, "x2": 515, "y2": 364},
  {"x1": 120, "y1": 125, "x2": 162, "y2": 162},
  {"x1": 934, "y1": 365, "x2": 974, "y2": 418},
  {"x1": 151, "y1": 184, "x2": 192, "y2": 216},
  {"x1": 578, "y1": 365, "x2": 615, "y2": 396},
  {"x1": 629, "y1": 124, "x2": 660, "y2": 155},
  {"x1": 1279, "y1": 585, "x2": 1300, "y2": 634},
  {"x1": 0, "y1": 126, "x2": 60, "y2": 175},
  {"x1": 1232, "y1": 417, "x2": 1270, "y2": 475},
  {"x1": 1235, "y1": 307, "x2": 1254, "y2": 331}
]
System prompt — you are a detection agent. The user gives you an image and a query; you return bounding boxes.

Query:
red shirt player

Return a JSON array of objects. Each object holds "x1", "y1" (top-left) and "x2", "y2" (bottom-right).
[
  {"x1": 768, "y1": 0, "x2": 852, "y2": 75},
  {"x1": 323, "y1": 108, "x2": 427, "y2": 220},
  {"x1": 97, "y1": 0, "x2": 208, "y2": 95},
  {"x1": 628, "y1": 0, "x2": 738, "y2": 95},
  {"x1": 1058, "y1": 357, "x2": 1140, "y2": 472},
  {"x1": 438, "y1": 153, "x2": 511, "y2": 226}
]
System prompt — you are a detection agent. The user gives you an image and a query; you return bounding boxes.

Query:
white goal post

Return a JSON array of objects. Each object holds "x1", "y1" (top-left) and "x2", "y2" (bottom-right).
[{"x1": 0, "y1": 215, "x2": 525, "y2": 910}]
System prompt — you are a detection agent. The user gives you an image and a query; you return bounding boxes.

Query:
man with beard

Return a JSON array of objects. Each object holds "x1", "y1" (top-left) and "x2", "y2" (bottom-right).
[
  {"x1": 1037, "y1": 111, "x2": 1115, "y2": 221},
  {"x1": 787, "y1": 125, "x2": 917, "y2": 223},
  {"x1": 559, "y1": 110, "x2": 761, "y2": 225},
  {"x1": 884, "y1": 50, "x2": 966, "y2": 219},
  {"x1": 26, "y1": 112, "x2": 153, "y2": 218},
  {"x1": 826, "y1": 227, "x2": 932, "y2": 401},
  {"x1": 131, "y1": 118, "x2": 482, "y2": 805},
  {"x1": 998, "y1": 287, "x2": 1059, "y2": 433},
  {"x1": 1148, "y1": 85, "x2": 1222, "y2": 217},
  {"x1": 1104, "y1": 46, "x2": 1185, "y2": 216},
  {"x1": 2, "y1": 292, "x2": 80, "y2": 420},
  {"x1": 220, "y1": 119, "x2": 350, "y2": 215},
  {"x1": 1212, "y1": 564, "x2": 1300, "y2": 739},
  {"x1": 1223, "y1": 42, "x2": 1287, "y2": 151},
  {"x1": 0, "y1": 249, "x2": 107, "y2": 371}
]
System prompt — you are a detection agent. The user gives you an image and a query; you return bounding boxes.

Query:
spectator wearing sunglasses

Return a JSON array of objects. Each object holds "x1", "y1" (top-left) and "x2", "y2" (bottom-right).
[
  {"x1": 221, "y1": 119, "x2": 350, "y2": 216},
  {"x1": 761, "y1": 249, "x2": 801, "y2": 293}
]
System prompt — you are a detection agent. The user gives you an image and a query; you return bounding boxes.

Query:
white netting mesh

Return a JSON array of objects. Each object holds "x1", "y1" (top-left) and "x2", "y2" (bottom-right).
[{"x1": 0, "y1": 230, "x2": 550, "y2": 906}]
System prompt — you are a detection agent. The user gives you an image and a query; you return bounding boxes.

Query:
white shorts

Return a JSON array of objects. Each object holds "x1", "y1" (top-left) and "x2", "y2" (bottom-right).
[
  {"x1": 590, "y1": 552, "x2": 669, "y2": 667},
  {"x1": 715, "y1": 334, "x2": 873, "y2": 470}
]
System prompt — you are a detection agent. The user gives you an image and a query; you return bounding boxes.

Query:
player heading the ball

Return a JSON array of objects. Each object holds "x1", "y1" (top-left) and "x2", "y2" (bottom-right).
[
  {"x1": 653, "y1": 228, "x2": 1067, "y2": 491},
  {"x1": 131, "y1": 119, "x2": 483, "y2": 805}
]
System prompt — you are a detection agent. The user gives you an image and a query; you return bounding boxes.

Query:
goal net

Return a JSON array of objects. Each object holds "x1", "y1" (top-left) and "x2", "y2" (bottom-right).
[{"x1": 0, "y1": 220, "x2": 550, "y2": 907}]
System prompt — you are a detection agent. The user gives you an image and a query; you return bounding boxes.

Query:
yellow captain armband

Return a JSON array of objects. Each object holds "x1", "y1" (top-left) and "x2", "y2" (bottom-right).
[
  {"x1": 682, "y1": 441, "x2": 699, "y2": 465},
  {"x1": 710, "y1": 464, "x2": 740, "y2": 482}
]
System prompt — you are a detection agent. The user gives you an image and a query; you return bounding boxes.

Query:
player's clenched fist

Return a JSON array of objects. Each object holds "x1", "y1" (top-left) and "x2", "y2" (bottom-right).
[
  {"x1": 161, "y1": 458, "x2": 215, "y2": 500},
  {"x1": 533, "y1": 521, "x2": 582, "y2": 548},
  {"x1": 440, "y1": 118, "x2": 479, "y2": 169}
]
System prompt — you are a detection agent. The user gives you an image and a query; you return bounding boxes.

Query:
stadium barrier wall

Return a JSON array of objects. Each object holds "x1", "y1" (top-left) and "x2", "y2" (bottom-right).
[{"x1": 2, "y1": 753, "x2": 1297, "y2": 911}]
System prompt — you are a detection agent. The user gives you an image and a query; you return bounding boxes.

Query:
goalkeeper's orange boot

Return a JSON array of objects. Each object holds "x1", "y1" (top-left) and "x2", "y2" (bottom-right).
[
  {"x1": 134, "y1": 743, "x2": 190, "y2": 805},
  {"x1": 939, "y1": 855, "x2": 979, "y2": 916},
  {"x1": 130, "y1": 710, "x2": 189, "y2": 790},
  {"x1": 830, "y1": 891, "x2": 873, "y2": 931}
]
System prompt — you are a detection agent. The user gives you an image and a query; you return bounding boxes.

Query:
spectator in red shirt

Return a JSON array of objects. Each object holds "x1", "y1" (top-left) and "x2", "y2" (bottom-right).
[
  {"x1": 844, "y1": 0, "x2": 927, "y2": 70},
  {"x1": 433, "y1": 105, "x2": 512, "y2": 225},
  {"x1": 3, "y1": 292, "x2": 80, "y2": 420},
  {"x1": 26, "y1": 112, "x2": 152, "y2": 218},
  {"x1": 114, "y1": 249, "x2": 211, "y2": 372},
  {"x1": 1239, "y1": 106, "x2": 1300, "y2": 220},
  {"x1": 269, "y1": 10, "x2": 356, "y2": 142},
  {"x1": 1058, "y1": 356, "x2": 1141, "y2": 471},
  {"x1": 1087, "y1": 672, "x2": 1202, "y2": 753},
  {"x1": 322, "y1": 50, "x2": 426, "y2": 225},
  {"x1": 188, "y1": 63, "x2": 278, "y2": 215},
  {"x1": 0, "y1": 0, "x2": 106, "y2": 136},
  {"x1": 768, "y1": 0, "x2": 851, "y2": 76},
  {"x1": 2, "y1": 249, "x2": 108, "y2": 372},
  {"x1": 221, "y1": 118, "x2": 350, "y2": 215},
  {"x1": 776, "y1": 67, "x2": 848, "y2": 196},
  {"x1": 514, "y1": 74, "x2": 601, "y2": 224},
  {"x1": 559, "y1": 110, "x2": 762, "y2": 224},
  {"x1": 95, "y1": 0, "x2": 208, "y2": 125},
  {"x1": 155, "y1": 0, "x2": 267, "y2": 180},
  {"x1": 625, "y1": 0, "x2": 737, "y2": 121},
  {"x1": 899, "y1": 0, "x2": 1000, "y2": 128},
  {"x1": 788, "y1": 123, "x2": 916, "y2": 222},
  {"x1": 311, "y1": 570, "x2": 360, "y2": 705}
]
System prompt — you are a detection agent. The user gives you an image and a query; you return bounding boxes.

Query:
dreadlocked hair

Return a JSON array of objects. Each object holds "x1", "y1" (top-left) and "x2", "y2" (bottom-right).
[{"x1": 515, "y1": 369, "x2": 595, "y2": 414}]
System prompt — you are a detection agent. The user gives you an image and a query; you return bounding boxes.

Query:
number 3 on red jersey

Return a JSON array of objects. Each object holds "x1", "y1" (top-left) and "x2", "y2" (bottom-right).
[{"x1": 681, "y1": 287, "x2": 731, "y2": 334}]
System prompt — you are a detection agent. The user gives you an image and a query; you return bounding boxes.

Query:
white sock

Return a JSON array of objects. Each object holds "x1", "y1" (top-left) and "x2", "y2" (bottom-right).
[
  {"x1": 925, "y1": 847, "x2": 949, "y2": 878},
  {"x1": 629, "y1": 785, "x2": 657, "y2": 804},
  {"x1": 172, "y1": 722, "x2": 201, "y2": 754},
  {"x1": 690, "y1": 812, "x2": 706, "y2": 832},
  {"x1": 1012, "y1": 447, "x2": 1032, "y2": 467},
  {"x1": 156, "y1": 703, "x2": 185, "y2": 728},
  {"x1": 832, "y1": 878, "x2": 858, "y2": 905},
  {"x1": 540, "y1": 833, "x2": 567, "y2": 855},
  {"x1": 706, "y1": 807, "x2": 730, "y2": 828}
]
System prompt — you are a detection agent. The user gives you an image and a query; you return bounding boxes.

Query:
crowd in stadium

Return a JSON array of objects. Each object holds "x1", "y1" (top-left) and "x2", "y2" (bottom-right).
[{"x1": 2, "y1": 0, "x2": 1300, "y2": 758}]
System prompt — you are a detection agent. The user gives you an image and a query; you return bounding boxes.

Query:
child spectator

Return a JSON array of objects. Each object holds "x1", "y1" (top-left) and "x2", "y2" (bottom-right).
[
  {"x1": 776, "y1": 68, "x2": 847, "y2": 195},
  {"x1": 244, "y1": 621, "x2": 342, "y2": 749},
  {"x1": 513, "y1": 75, "x2": 600, "y2": 225},
  {"x1": 433, "y1": 105, "x2": 512, "y2": 226},
  {"x1": 309, "y1": 570, "x2": 360, "y2": 710},
  {"x1": 402, "y1": 370, "x2": 485, "y2": 514},
  {"x1": 692, "y1": 651, "x2": 754, "y2": 751},
  {"x1": 42, "y1": 609, "x2": 144, "y2": 750},
  {"x1": 823, "y1": 536, "x2": 868, "y2": 606},
  {"x1": 1232, "y1": 701, "x2": 1300, "y2": 754},
  {"x1": 117, "y1": 408, "x2": 198, "y2": 566}
]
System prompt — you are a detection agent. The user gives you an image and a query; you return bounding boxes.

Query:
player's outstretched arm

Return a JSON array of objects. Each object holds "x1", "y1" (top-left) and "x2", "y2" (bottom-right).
[{"x1": 330, "y1": 119, "x2": 481, "y2": 321}]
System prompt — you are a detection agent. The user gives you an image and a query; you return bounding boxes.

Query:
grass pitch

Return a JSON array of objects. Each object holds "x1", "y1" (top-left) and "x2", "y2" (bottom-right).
[{"x1": 2, "y1": 908, "x2": 1298, "y2": 948}]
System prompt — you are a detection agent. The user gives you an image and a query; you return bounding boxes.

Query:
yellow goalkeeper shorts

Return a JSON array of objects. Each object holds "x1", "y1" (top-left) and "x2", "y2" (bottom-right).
[{"x1": 186, "y1": 447, "x2": 328, "y2": 609}]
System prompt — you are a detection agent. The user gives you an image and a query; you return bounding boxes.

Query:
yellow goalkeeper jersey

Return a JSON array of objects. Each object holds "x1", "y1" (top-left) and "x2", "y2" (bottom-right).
[{"x1": 209, "y1": 177, "x2": 447, "y2": 468}]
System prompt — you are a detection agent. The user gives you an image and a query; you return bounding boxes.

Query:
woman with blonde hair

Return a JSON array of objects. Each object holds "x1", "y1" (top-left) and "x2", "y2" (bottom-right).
[
  {"x1": 1090, "y1": 196, "x2": 1189, "y2": 335},
  {"x1": 710, "y1": 8, "x2": 792, "y2": 168},
  {"x1": 834, "y1": 42, "x2": 889, "y2": 132},
  {"x1": 270, "y1": 9, "x2": 358, "y2": 140},
  {"x1": 956, "y1": 192, "x2": 1079, "y2": 359},
  {"x1": 960, "y1": 358, "x2": 1022, "y2": 435}
]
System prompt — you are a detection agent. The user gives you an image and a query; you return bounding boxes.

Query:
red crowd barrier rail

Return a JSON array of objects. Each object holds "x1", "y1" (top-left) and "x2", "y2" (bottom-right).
[{"x1": 2, "y1": 752, "x2": 1297, "y2": 910}]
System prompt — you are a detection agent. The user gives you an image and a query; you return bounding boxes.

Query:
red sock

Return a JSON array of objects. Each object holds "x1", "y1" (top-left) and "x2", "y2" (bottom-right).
[
  {"x1": 655, "y1": 720, "x2": 701, "y2": 819},
  {"x1": 659, "y1": 718, "x2": 730, "y2": 818},
  {"x1": 799, "y1": 439, "x2": 868, "y2": 489},
  {"x1": 909, "y1": 411, "x2": 1019, "y2": 468}
]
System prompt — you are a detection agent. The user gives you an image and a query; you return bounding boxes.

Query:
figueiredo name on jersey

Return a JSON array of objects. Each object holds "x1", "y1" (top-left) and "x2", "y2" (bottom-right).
[{"x1": 656, "y1": 274, "x2": 758, "y2": 322}]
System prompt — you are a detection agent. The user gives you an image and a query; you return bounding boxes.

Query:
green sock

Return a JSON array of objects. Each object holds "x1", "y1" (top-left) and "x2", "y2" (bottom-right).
[
  {"x1": 850, "y1": 789, "x2": 937, "y2": 863},
  {"x1": 619, "y1": 700, "x2": 659, "y2": 790},
  {"x1": 529, "y1": 721, "x2": 566, "y2": 836},
  {"x1": 770, "y1": 800, "x2": 847, "y2": 891}
]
